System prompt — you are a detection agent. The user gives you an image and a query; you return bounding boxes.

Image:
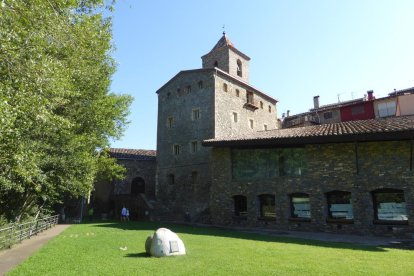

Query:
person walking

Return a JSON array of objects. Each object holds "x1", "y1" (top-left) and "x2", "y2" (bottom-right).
[{"x1": 121, "y1": 206, "x2": 127, "y2": 222}]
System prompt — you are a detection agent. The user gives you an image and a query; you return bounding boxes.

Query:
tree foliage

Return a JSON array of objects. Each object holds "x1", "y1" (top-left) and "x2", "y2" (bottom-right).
[{"x1": 0, "y1": 0, "x2": 132, "y2": 221}]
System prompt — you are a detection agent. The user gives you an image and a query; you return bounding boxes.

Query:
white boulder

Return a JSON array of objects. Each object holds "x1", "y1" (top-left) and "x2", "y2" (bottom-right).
[{"x1": 148, "y1": 228, "x2": 186, "y2": 257}]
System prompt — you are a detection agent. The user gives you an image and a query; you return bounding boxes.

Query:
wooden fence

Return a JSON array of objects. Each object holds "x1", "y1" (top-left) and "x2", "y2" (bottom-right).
[{"x1": 0, "y1": 215, "x2": 59, "y2": 250}]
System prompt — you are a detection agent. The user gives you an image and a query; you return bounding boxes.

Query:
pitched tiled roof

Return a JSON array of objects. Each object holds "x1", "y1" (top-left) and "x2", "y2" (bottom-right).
[
  {"x1": 202, "y1": 33, "x2": 251, "y2": 61},
  {"x1": 203, "y1": 116, "x2": 414, "y2": 147},
  {"x1": 108, "y1": 148, "x2": 156, "y2": 161}
]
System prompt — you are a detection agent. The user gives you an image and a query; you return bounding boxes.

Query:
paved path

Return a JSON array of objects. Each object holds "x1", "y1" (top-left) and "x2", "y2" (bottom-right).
[{"x1": 0, "y1": 224, "x2": 70, "y2": 275}]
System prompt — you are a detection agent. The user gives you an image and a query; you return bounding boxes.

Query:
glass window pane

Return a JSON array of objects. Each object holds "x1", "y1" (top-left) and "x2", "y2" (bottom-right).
[{"x1": 291, "y1": 195, "x2": 310, "y2": 218}]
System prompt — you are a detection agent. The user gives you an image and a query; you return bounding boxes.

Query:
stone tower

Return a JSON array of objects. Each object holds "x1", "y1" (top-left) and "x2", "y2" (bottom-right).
[
  {"x1": 201, "y1": 32, "x2": 250, "y2": 83},
  {"x1": 155, "y1": 34, "x2": 278, "y2": 222}
]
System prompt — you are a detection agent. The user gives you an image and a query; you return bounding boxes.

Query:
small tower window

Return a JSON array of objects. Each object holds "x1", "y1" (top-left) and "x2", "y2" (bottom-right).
[
  {"x1": 173, "y1": 144, "x2": 181, "y2": 155},
  {"x1": 223, "y1": 83, "x2": 228, "y2": 92},
  {"x1": 260, "y1": 101, "x2": 264, "y2": 109},
  {"x1": 233, "y1": 112, "x2": 238, "y2": 123},
  {"x1": 168, "y1": 174, "x2": 175, "y2": 185},
  {"x1": 236, "y1": 89, "x2": 240, "y2": 97},
  {"x1": 268, "y1": 105, "x2": 272, "y2": 113},
  {"x1": 246, "y1": 91, "x2": 254, "y2": 104},
  {"x1": 192, "y1": 108, "x2": 200, "y2": 120},
  {"x1": 264, "y1": 124, "x2": 268, "y2": 131},
  {"x1": 198, "y1": 81, "x2": 203, "y2": 89},
  {"x1": 167, "y1": 117, "x2": 174, "y2": 128},
  {"x1": 186, "y1": 85, "x2": 191, "y2": 93},
  {"x1": 214, "y1": 61, "x2": 218, "y2": 67},
  {"x1": 249, "y1": 119, "x2": 254, "y2": 129},
  {"x1": 237, "y1": 59, "x2": 242, "y2": 77},
  {"x1": 191, "y1": 141, "x2": 198, "y2": 153}
]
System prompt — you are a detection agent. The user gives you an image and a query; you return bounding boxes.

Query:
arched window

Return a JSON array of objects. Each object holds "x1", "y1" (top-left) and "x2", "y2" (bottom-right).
[
  {"x1": 237, "y1": 59, "x2": 242, "y2": 77},
  {"x1": 233, "y1": 195, "x2": 247, "y2": 217},
  {"x1": 372, "y1": 188, "x2": 408, "y2": 223},
  {"x1": 258, "y1": 194, "x2": 276, "y2": 219},
  {"x1": 326, "y1": 191, "x2": 353, "y2": 220},
  {"x1": 290, "y1": 193, "x2": 310, "y2": 219},
  {"x1": 131, "y1": 177, "x2": 145, "y2": 195},
  {"x1": 214, "y1": 61, "x2": 218, "y2": 67}
]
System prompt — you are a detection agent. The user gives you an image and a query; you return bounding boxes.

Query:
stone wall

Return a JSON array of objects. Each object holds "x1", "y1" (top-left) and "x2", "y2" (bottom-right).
[
  {"x1": 156, "y1": 70, "x2": 215, "y2": 221},
  {"x1": 214, "y1": 74, "x2": 278, "y2": 138},
  {"x1": 210, "y1": 141, "x2": 414, "y2": 237},
  {"x1": 202, "y1": 47, "x2": 230, "y2": 73}
]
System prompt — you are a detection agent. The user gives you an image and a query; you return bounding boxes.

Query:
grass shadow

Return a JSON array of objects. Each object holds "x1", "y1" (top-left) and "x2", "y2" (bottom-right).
[
  {"x1": 124, "y1": 252, "x2": 149, "y2": 258},
  {"x1": 92, "y1": 220, "x2": 405, "y2": 252}
]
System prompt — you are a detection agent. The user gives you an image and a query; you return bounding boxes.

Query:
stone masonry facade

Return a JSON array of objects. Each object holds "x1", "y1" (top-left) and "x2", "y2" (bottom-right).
[
  {"x1": 155, "y1": 34, "x2": 278, "y2": 221},
  {"x1": 209, "y1": 140, "x2": 414, "y2": 237}
]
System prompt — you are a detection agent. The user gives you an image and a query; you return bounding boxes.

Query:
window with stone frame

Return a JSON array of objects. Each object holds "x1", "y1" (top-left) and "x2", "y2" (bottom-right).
[
  {"x1": 326, "y1": 191, "x2": 354, "y2": 221},
  {"x1": 236, "y1": 89, "x2": 240, "y2": 97},
  {"x1": 233, "y1": 112, "x2": 238, "y2": 123},
  {"x1": 237, "y1": 59, "x2": 243, "y2": 77},
  {"x1": 233, "y1": 195, "x2": 247, "y2": 217},
  {"x1": 186, "y1": 85, "x2": 192, "y2": 93},
  {"x1": 290, "y1": 193, "x2": 311, "y2": 219},
  {"x1": 190, "y1": 141, "x2": 198, "y2": 153},
  {"x1": 223, "y1": 83, "x2": 228, "y2": 92},
  {"x1": 258, "y1": 194, "x2": 276, "y2": 219},
  {"x1": 192, "y1": 108, "x2": 200, "y2": 120},
  {"x1": 168, "y1": 174, "x2": 175, "y2": 185},
  {"x1": 268, "y1": 105, "x2": 272, "y2": 113},
  {"x1": 246, "y1": 91, "x2": 254, "y2": 104},
  {"x1": 167, "y1": 116, "x2": 174, "y2": 128},
  {"x1": 260, "y1": 101, "x2": 264, "y2": 109},
  {"x1": 173, "y1": 144, "x2": 181, "y2": 155},
  {"x1": 372, "y1": 188, "x2": 408, "y2": 223},
  {"x1": 249, "y1": 119, "x2": 254, "y2": 129}
]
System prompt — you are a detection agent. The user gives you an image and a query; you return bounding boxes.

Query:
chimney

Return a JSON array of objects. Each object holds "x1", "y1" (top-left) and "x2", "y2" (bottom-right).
[
  {"x1": 313, "y1": 95, "x2": 320, "y2": 109},
  {"x1": 287, "y1": 110, "x2": 290, "y2": 117},
  {"x1": 367, "y1": 90, "x2": 374, "y2": 101}
]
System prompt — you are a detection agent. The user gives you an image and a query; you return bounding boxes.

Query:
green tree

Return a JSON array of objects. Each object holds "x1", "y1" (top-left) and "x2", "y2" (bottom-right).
[{"x1": 0, "y1": 0, "x2": 132, "y2": 222}]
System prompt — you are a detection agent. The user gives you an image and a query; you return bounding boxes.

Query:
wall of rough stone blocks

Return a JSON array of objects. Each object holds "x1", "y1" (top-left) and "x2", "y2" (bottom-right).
[
  {"x1": 214, "y1": 74, "x2": 278, "y2": 138},
  {"x1": 210, "y1": 141, "x2": 414, "y2": 237},
  {"x1": 202, "y1": 47, "x2": 229, "y2": 73}
]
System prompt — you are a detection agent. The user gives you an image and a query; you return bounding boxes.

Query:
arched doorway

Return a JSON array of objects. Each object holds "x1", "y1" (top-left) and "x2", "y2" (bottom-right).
[{"x1": 131, "y1": 177, "x2": 145, "y2": 195}]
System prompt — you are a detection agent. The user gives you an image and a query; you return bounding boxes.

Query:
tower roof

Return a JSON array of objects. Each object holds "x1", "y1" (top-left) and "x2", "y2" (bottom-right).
[{"x1": 202, "y1": 33, "x2": 250, "y2": 61}]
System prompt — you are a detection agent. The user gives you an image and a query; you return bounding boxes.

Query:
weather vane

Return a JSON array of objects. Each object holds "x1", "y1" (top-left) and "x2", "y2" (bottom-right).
[{"x1": 222, "y1": 24, "x2": 226, "y2": 35}]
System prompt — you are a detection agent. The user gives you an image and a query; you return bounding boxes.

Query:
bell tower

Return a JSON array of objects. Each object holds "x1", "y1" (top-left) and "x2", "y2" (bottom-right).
[{"x1": 201, "y1": 32, "x2": 251, "y2": 83}]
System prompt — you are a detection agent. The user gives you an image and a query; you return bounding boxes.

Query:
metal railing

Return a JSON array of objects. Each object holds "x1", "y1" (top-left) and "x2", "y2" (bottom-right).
[{"x1": 0, "y1": 215, "x2": 59, "y2": 250}]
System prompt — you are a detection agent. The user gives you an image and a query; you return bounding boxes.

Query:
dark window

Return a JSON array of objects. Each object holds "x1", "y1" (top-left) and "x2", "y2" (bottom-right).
[
  {"x1": 198, "y1": 81, "x2": 203, "y2": 89},
  {"x1": 223, "y1": 83, "x2": 228, "y2": 92},
  {"x1": 351, "y1": 105, "x2": 364, "y2": 115},
  {"x1": 173, "y1": 144, "x2": 181, "y2": 155},
  {"x1": 131, "y1": 177, "x2": 145, "y2": 194},
  {"x1": 191, "y1": 171, "x2": 198, "y2": 185},
  {"x1": 167, "y1": 92, "x2": 171, "y2": 98},
  {"x1": 372, "y1": 189, "x2": 408, "y2": 222},
  {"x1": 246, "y1": 91, "x2": 254, "y2": 104},
  {"x1": 237, "y1": 59, "x2": 242, "y2": 77},
  {"x1": 167, "y1": 117, "x2": 174, "y2": 128},
  {"x1": 191, "y1": 141, "x2": 198, "y2": 153},
  {"x1": 326, "y1": 191, "x2": 353, "y2": 220},
  {"x1": 263, "y1": 124, "x2": 268, "y2": 131},
  {"x1": 323, "y1": 112, "x2": 333, "y2": 119},
  {"x1": 268, "y1": 105, "x2": 272, "y2": 113},
  {"x1": 168, "y1": 174, "x2": 175, "y2": 185},
  {"x1": 260, "y1": 101, "x2": 263, "y2": 109},
  {"x1": 214, "y1": 61, "x2": 218, "y2": 67},
  {"x1": 236, "y1": 89, "x2": 240, "y2": 97},
  {"x1": 192, "y1": 109, "x2": 200, "y2": 120},
  {"x1": 233, "y1": 195, "x2": 247, "y2": 217},
  {"x1": 258, "y1": 194, "x2": 276, "y2": 219},
  {"x1": 186, "y1": 85, "x2": 191, "y2": 93},
  {"x1": 290, "y1": 193, "x2": 310, "y2": 218}
]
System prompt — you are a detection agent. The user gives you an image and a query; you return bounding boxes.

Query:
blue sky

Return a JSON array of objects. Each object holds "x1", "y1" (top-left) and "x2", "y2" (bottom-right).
[{"x1": 109, "y1": 0, "x2": 414, "y2": 150}]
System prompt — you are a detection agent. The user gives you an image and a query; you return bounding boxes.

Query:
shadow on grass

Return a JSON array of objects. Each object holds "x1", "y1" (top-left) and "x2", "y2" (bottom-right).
[
  {"x1": 124, "y1": 252, "x2": 149, "y2": 258},
  {"x1": 91, "y1": 220, "x2": 399, "y2": 252}
]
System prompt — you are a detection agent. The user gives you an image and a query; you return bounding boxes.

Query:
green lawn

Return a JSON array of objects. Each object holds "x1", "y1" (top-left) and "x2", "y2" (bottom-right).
[{"x1": 8, "y1": 221, "x2": 414, "y2": 275}]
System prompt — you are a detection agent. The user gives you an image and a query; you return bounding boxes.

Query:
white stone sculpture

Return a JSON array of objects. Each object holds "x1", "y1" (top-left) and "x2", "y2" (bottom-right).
[{"x1": 146, "y1": 228, "x2": 186, "y2": 257}]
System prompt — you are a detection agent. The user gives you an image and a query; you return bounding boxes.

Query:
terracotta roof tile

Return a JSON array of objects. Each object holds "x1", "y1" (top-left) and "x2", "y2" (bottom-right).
[
  {"x1": 108, "y1": 148, "x2": 156, "y2": 160},
  {"x1": 203, "y1": 116, "x2": 414, "y2": 147}
]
